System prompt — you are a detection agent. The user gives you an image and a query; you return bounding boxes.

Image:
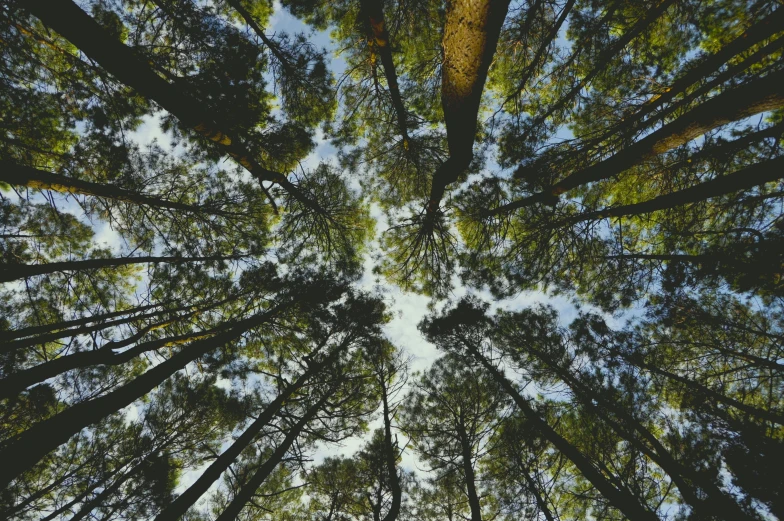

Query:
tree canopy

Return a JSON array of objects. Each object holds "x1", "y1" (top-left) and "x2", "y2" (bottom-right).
[{"x1": 1, "y1": 0, "x2": 783, "y2": 519}]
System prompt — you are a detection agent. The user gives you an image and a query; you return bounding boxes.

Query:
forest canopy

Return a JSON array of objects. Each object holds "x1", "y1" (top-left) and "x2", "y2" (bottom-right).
[{"x1": 1, "y1": 0, "x2": 783, "y2": 519}]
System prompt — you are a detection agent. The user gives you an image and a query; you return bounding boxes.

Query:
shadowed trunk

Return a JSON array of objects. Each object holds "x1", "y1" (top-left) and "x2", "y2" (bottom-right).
[
  {"x1": 153, "y1": 338, "x2": 350, "y2": 521},
  {"x1": 0, "y1": 161, "x2": 240, "y2": 217},
  {"x1": 0, "y1": 302, "x2": 290, "y2": 488},
  {"x1": 1, "y1": 253, "x2": 240, "y2": 283},
  {"x1": 25, "y1": 0, "x2": 324, "y2": 214},
  {"x1": 359, "y1": 0, "x2": 409, "y2": 140},
  {"x1": 548, "y1": 155, "x2": 784, "y2": 228},
  {"x1": 212, "y1": 392, "x2": 333, "y2": 521},
  {"x1": 460, "y1": 337, "x2": 660, "y2": 521},
  {"x1": 426, "y1": 0, "x2": 512, "y2": 216}
]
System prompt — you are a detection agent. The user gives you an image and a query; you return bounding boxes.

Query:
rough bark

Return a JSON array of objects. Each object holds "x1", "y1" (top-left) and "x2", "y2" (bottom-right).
[
  {"x1": 492, "y1": 68, "x2": 784, "y2": 214},
  {"x1": 426, "y1": 0, "x2": 512, "y2": 216}
]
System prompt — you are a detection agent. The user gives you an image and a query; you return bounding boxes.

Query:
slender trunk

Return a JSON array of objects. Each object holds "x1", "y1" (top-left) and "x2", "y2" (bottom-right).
[
  {"x1": 503, "y1": 0, "x2": 575, "y2": 107},
  {"x1": 1, "y1": 253, "x2": 239, "y2": 283},
  {"x1": 213, "y1": 392, "x2": 332, "y2": 521},
  {"x1": 5, "y1": 290, "x2": 250, "y2": 350},
  {"x1": 3, "y1": 305, "x2": 174, "y2": 352},
  {"x1": 427, "y1": 0, "x2": 512, "y2": 215},
  {"x1": 517, "y1": 0, "x2": 675, "y2": 144},
  {"x1": 461, "y1": 341, "x2": 659, "y2": 521},
  {"x1": 359, "y1": 0, "x2": 408, "y2": 139},
  {"x1": 25, "y1": 0, "x2": 323, "y2": 214},
  {"x1": 519, "y1": 468, "x2": 557, "y2": 521},
  {"x1": 380, "y1": 382, "x2": 402, "y2": 521},
  {"x1": 551, "y1": 155, "x2": 784, "y2": 228},
  {"x1": 224, "y1": 0, "x2": 292, "y2": 70},
  {"x1": 0, "y1": 303, "x2": 288, "y2": 488},
  {"x1": 531, "y1": 350, "x2": 757, "y2": 521},
  {"x1": 2, "y1": 302, "x2": 164, "y2": 343},
  {"x1": 495, "y1": 68, "x2": 784, "y2": 214},
  {"x1": 455, "y1": 422, "x2": 483, "y2": 521},
  {"x1": 0, "y1": 320, "x2": 235, "y2": 399},
  {"x1": 618, "y1": 352, "x2": 784, "y2": 425},
  {"x1": 66, "y1": 461, "x2": 147, "y2": 521},
  {"x1": 0, "y1": 161, "x2": 238, "y2": 217},
  {"x1": 154, "y1": 338, "x2": 349, "y2": 521}
]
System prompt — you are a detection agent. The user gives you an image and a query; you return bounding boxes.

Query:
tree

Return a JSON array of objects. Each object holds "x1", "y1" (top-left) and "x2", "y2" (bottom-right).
[{"x1": 3, "y1": 0, "x2": 784, "y2": 518}]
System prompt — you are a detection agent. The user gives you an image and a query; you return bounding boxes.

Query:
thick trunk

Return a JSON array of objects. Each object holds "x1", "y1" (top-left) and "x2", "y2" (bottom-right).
[
  {"x1": 359, "y1": 0, "x2": 408, "y2": 139},
  {"x1": 0, "y1": 304, "x2": 287, "y2": 488},
  {"x1": 25, "y1": 0, "x2": 323, "y2": 214},
  {"x1": 154, "y1": 339, "x2": 348, "y2": 521},
  {"x1": 551, "y1": 155, "x2": 784, "y2": 228},
  {"x1": 426, "y1": 0, "x2": 511, "y2": 215},
  {"x1": 462, "y1": 341, "x2": 659, "y2": 521},
  {"x1": 213, "y1": 392, "x2": 332, "y2": 521},
  {"x1": 494, "y1": 68, "x2": 784, "y2": 214},
  {"x1": 1, "y1": 253, "x2": 238, "y2": 283},
  {"x1": 0, "y1": 161, "x2": 237, "y2": 216},
  {"x1": 456, "y1": 422, "x2": 483, "y2": 521},
  {"x1": 578, "y1": 10, "x2": 784, "y2": 153}
]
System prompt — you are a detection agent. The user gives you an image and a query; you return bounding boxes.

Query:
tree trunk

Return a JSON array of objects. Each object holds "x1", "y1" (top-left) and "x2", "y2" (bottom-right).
[
  {"x1": 618, "y1": 351, "x2": 784, "y2": 425},
  {"x1": 1, "y1": 253, "x2": 239, "y2": 283},
  {"x1": 0, "y1": 161, "x2": 238, "y2": 217},
  {"x1": 212, "y1": 392, "x2": 333, "y2": 521},
  {"x1": 577, "y1": 9, "x2": 784, "y2": 153},
  {"x1": 461, "y1": 340, "x2": 660, "y2": 521},
  {"x1": 0, "y1": 321, "x2": 234, "y2": 400},
  {"x1": 359, "y1": 0, "x2": 408, "y2": 140},
  {"x1": 517, "y1": 0, "x2": 676, "y2": 144},
  {"x1": 380, "y1": 381, "x2": 402, "y2": 521},
  {"x1": 529, "y1": 349, "x2": 758, "y2": 521},
  {"x1": 25, "y1": 0, "x2": 323, "y2": 214},
  {"x1": 455, "y1": 422, "x2": 483, "y2": 521},
  {"x1": 494, "y1": 67, "x2": 784, "y2": 214},
  {"x1": 426, "y1": 0, "x2": 511, "y2": 215},
  {"x1": 2, "y1": 302, "x2": 164, "y2": 343},
  {"x1": 551, "y1": 155, "x2": 784, "y2": 228},
  {"x1": 0, "y1": 303, "x2": 288, "y2": 488},
  {"x1": 153, "y1": 338, "x2": 349, "y2": 521}
]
